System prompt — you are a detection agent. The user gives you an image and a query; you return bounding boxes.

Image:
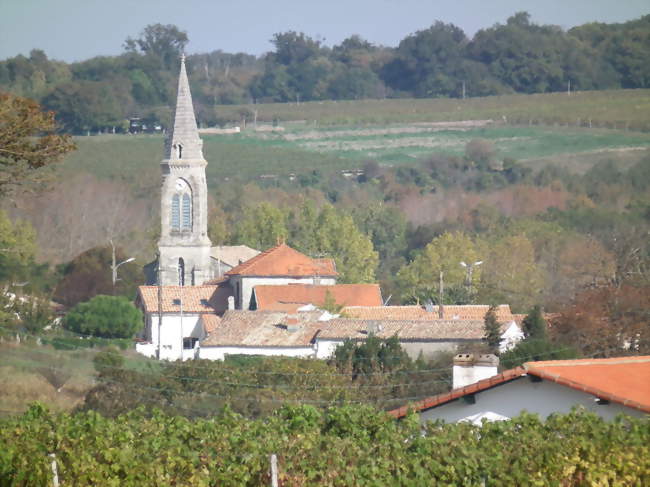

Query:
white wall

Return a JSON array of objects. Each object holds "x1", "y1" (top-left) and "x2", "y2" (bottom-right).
[
  {"x1": 452, "y1": 364, "x2": 498, "y2": 389},
  {"x1": 138, "y1": 313, "x2": 203, "y2": 361},
  {"x1": 315, "y1": 339, "x2": 344, "y2": 359},
  {"x1": 235, "y1": 276, "x2": 336, "y2": 310},
  {"x1": 418, "y1": 377, "x2": 646, "y2": 424},
  {"x1": 198, "y1": 345, "x2": 315, "y2": 361}
]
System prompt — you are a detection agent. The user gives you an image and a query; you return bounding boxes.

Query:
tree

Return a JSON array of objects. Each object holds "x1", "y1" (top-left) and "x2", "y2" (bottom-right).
[
  {"x1": 232, "y1": 202, "x2": 288, "y2": 250},
  {"x1": 522, "y1": 305, "x2": 547, "y2": 340},
  {"x1": 124, "y1": 24, "x2": 189, "y2": 69},
  {"x1": 63, "y1": 295, "x2": 142, "y2": 338},
  {"x1": 396, "y1": 232, "x2": 482, "y2": 304},
  {"x1": 0, "y1": 92, "x2": 74, "y2": 196},
  {"x1": 483, "y1": 305, "x2": 502, "y2": 353},
  {"x1": 53, "y1": 245, "x2": 142, "y2": 308}
]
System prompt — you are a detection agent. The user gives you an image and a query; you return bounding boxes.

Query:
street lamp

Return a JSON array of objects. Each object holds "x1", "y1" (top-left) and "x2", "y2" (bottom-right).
[
  {"x1": 460, "y1": 260, "x2": 482, "y2": 296},
  {"x1": 110, "y1": 240, "x2": 135, "y2": 288}
]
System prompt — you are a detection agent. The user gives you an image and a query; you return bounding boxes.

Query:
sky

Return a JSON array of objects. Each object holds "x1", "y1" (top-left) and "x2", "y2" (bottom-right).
[{"x1": 1, "y1": 0, "x2": 648, "y2": 62}]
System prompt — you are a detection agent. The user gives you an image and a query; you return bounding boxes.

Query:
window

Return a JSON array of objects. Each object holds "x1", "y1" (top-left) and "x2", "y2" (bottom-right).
[
  {"x1": 178, "y1": 258, "x2": 185, "y2": 286},
  {"x1": 182, "y1": 194, "x2": 191, "y2": 229},
  {"x1": 177, "y1": 144, "x2": 183, "y2": 159},
  {"x1": 183, "y1": 337, "x2": 198, "y2": 349},
  {"x1": 171, "y1": 194, "x2": 180, "y2": 230}
]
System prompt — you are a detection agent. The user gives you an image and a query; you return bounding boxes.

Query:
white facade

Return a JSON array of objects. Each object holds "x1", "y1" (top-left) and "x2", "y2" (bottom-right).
[
  {"x1": 232, "y1": 276, "x2": 337, "y2": 310},
  {"x1": 198, "y1": 345, "x2": 315, "y2": 361},
  {"x1": 418, "y1": 377, "x2": 647, "y2": 424},
  {"x1": 499, "y1": 321, "x2": 525, "y2": 352},
  {"x1": 139, "y1": 313, "x2": 205, "y2": 361}
]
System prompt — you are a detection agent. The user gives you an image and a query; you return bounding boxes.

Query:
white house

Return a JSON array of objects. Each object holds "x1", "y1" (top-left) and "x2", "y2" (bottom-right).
[
  {"x1": 389, "y1": 355, "x2": 650, "y2": 422},
  {"x1": 135, "y1": 285, "x2": 227, "y2": 360}
]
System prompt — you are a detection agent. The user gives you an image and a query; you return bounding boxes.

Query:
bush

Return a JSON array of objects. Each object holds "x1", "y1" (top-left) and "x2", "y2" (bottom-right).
[{"x1": 63, "y1": 295, "x2": 142, "y2": 339}]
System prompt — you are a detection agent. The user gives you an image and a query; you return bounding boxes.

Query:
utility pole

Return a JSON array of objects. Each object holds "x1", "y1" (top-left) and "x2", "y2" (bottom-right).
[
  {"x1": 157, "y1": 252, "x2": 163, "y2": 360},
  {"x1": 438, "y1": 271, "x2": 444, "y2": 318},
  {"x1": 462, "y1": 81, "x2": 466, "y2": 100},
  {"x1": 460, "y1": 260, "x2": 483, "y2": 298}
]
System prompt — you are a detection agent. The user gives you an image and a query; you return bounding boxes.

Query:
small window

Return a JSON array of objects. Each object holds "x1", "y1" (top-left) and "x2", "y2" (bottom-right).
[
  {"x1": 172, "y1": 298, "x2": 181, "y2": 305},
  {"x1": 200, "y1": 299, "x2": 209, "y2": 306},
  {"x1": 177, "y1": 144, "x2": 183, "y2": 159},
  {"x1": 183, "y1": 337, "x2": 198, "y2": 349}
]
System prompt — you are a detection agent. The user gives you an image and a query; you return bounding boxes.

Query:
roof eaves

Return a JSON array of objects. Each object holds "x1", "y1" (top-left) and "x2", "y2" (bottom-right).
[
  {"x1": 387, "y1": 367, "x2": 526, "y2": 419},
  {"x1": 524, "y1": 365, "x2": 650, "y2": 414}
]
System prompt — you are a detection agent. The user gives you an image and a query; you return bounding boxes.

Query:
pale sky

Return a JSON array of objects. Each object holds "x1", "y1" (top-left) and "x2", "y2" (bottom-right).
[{"x1": 1, "y1": 0, "x2": 648, "y2": 62}]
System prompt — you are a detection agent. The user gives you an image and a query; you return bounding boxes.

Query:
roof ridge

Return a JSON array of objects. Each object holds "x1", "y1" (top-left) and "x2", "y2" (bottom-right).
[{"x1": 525, "y1": 356, "x2": 650, "y2": 368}]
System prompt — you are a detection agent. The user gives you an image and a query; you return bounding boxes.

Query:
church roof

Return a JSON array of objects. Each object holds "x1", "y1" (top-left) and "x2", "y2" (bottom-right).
[
  {"x1": 225, "y1": 243, "x2": 337, "y2": 278},
  {"x1": 137, "y1": 285, "x2": 231, "y2": 314},
  {"x1": 210, "y1": 245, "x2": 260, "y2": 268},
  {"x1": 253, "y1": 284, "x2": 382, "y2": 312},
  {"x1": 163, "y1": 54, "x2": 205, "y2": 163}
]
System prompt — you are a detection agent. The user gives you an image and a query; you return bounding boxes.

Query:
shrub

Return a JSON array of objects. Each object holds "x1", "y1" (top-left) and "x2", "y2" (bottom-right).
[{"x1": 63, "y1": 295, "x2": 142, "y2": 339}]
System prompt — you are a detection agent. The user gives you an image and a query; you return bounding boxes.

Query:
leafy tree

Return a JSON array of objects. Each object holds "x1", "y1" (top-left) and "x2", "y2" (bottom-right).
[
  {"x1": 124, "y1": 23, "x2": 189, "y2": 69},
  {"x1": 63, "y1": 295, "x2": 142, "y2": 338},
  {"x1": 0, "y1": 92, "x2": 74, "y2": 196},
  {"x1": 483, "y1": 305, "x2": 502, "y2": 353},
  {"x1": 396, "y1": 232, "x2": 482, "y2": 304},
  {"x1": 53, "y1": 245, "x2": 142, "y2": 307},
  {"x1": 232, "y1": 202, "x2": 288, "y2": 250},
  {"x1": 522, "y1": 305, "x2": 547, "y2": 340}
]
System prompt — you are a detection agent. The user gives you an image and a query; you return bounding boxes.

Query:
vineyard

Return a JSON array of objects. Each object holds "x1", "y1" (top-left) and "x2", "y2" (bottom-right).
[{"x1": 1, "y1": 403, "x2": 648, "y2": 486}]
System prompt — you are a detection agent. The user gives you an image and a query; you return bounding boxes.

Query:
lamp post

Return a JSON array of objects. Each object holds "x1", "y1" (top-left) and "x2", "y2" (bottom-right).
[
  {"x1": 110, "y1": 240, "x2": 135, "y2": 289},
  {"x1": 460, "y1": 260, "x2": 482, "y2": 297}
]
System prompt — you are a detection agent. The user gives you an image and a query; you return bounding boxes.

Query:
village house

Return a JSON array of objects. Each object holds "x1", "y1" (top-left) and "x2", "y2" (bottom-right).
[{"x1": 388, "y1": 355, "x2": 650, "y2": 423}]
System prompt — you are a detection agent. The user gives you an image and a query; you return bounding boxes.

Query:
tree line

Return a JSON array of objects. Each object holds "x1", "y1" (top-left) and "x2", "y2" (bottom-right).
[{"x1": 1, "y1": 12, "x2": 649, "y2": 133}]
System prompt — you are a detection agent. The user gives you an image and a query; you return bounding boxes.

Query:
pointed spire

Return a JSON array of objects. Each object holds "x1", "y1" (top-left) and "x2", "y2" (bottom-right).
[{"x1": 164, "y1": 53, "x2": 205, "y2": 163}]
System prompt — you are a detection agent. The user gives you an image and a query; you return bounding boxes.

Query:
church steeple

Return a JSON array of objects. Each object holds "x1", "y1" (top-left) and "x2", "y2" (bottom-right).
[
  {"x1": 163, "y1": 53, "x2": 205, "y2": 165},
  {"x1": 157, "y1": 54, "x2": 213, "y2": 286}
]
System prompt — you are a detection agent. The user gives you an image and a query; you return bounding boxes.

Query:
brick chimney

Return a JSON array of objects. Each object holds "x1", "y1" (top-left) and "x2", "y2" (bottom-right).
[{"x1": 452, "y1": 353, "x2": 499, "y2": 389}]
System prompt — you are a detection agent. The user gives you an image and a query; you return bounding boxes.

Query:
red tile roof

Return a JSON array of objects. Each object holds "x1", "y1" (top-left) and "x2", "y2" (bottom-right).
[
  {"x1": 388, "y1": 355, "x2": 650, "y2": 418},
  {"x1": 525, "y1": 356, "x2": 650, "y2": 414},
  {"x1": 137, "y1": 285, "x2": 231, "y2": 314},
  {"x1": 254, "y1": 284, "x2": 382, "y2": 312},
  {"x1": 317, "y1": 318, "x2": 508, "y2": 341},
  {"x1": 225, "y1": 243, "x2": 337, "y2": 277},
  {"x1": 343, "y1": 305, "x2": 515, "y2": 322},
  {"x1": 201, "y1": 310, "x2": 322, "y2": 347}
]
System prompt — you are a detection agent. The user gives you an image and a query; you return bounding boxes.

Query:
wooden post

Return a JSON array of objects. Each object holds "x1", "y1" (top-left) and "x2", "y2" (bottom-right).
[
  {"x1": 50, "y1": 453, "x2": 59, "y2": 487},
  {"x1": 270, "y1": 453, "x2": 278, "y2": 487}
]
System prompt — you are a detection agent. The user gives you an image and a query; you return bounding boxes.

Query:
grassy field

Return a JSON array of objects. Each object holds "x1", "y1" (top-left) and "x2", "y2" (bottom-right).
[
  {"x1": 214, "y1": 89, "x2": 650, "y2": 131},
  {"x1": 0, "y1": 341, "x2": 160, "y2": 416}
]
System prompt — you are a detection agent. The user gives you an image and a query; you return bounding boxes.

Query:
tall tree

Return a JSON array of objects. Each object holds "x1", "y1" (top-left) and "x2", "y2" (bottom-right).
[
  {"x1": 522, "y1": 305, "x2": 547, "y2": 340},
  {"x1": 483, "y1": 305, "x2": 502, "y2": 353},
  {"x1": 0, "y1": 92, "x2": 74, "y2": 196},
  {"x1": 124, "y1": 24, "x2": 189, "y2": 69}
]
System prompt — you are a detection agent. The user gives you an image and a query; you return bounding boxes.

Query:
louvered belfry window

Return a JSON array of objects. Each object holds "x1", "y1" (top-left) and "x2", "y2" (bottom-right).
[
  {"x1": 182, "y1": 193, "x2": 192, "y2": 229},
  {"x1": 171, "y1": 194, "x2": 180, "y2": 230}
]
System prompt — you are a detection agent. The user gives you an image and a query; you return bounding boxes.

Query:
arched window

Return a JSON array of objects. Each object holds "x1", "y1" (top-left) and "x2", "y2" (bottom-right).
[
  {"x1": 177, "y1": 144, "x2": 183, "y2": 159},
  {"x1": 178, "y1": 258, "x2": 185, "y2": 286},
  {"x1": 171, "y1": 194, "x2": 180, "y2": 230},
  {"x1": 182, "y1": 193, "x2": 192, "y2": 230}
]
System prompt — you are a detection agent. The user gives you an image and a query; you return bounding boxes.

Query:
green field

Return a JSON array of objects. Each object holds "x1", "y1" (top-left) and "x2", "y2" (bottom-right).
[{"x1": 214, "y1": 89, "x2": 650, "y2": 130}]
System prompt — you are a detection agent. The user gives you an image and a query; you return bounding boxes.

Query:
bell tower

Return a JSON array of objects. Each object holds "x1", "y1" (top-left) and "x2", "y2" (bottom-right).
[{"x1": 158, "y1": 54, "x2": 213, "y2": 286}]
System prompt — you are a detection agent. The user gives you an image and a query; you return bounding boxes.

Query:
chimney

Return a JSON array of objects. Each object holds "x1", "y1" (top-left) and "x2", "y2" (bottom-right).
[
  {"x1": 227, "y1": 296, "x2": 235, "y2": 310},
  {"x1": 452, "y1": 353, "x2": 498, "y2": 389},
  {"x1": 286, "y1": 317, "x2": 300, "y2": 333}
]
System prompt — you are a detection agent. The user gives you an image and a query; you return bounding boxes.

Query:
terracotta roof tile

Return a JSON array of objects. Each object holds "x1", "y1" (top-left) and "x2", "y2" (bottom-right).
[
  {"x1": 201, "y1": 310, "x2": 322, "y2": 347},
  {"x1": 524, "y1": 356, "x2": 650, "y2": 414},
  {"x1": 254, "y1": 284, "x2": 382, "y2": 312},
  {"x1": 225, "y1": 243, "x2": 337, "y2": 277},
  {"x1": 318, "y1": 318, "x2": 508, "y2": 341},
  {"x1": 202, "y1": 314, "x2": 221, "y2": 334},
  {"x1": 343, "y1": 305, "x2": 515, "y2": 322},
  {"x1": 137, "y1": 285, "x2": 232, "y2": 314}
]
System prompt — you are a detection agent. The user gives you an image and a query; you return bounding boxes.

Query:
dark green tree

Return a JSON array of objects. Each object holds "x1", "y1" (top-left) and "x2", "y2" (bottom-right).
[
  {"x1": 500, "y1": 338, "x2": 577, "y2": 369},
  {"x1": 63, "y1": 295, "x2": 143, "y2": 338},
  {"x1": 124, "y1": 23, "x2": 189, "y2": 69},
  {"x1": 483, "y1": 305, "x2": 502, "y2": 353},
  {"x1": 522, "y1": 305, "x2": 547, "y2": 339}
]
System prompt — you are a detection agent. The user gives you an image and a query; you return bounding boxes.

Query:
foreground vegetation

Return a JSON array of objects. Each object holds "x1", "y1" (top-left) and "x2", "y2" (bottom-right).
[{"x1": 1, "y1": 404, "x2": 647, "y2": 486}]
